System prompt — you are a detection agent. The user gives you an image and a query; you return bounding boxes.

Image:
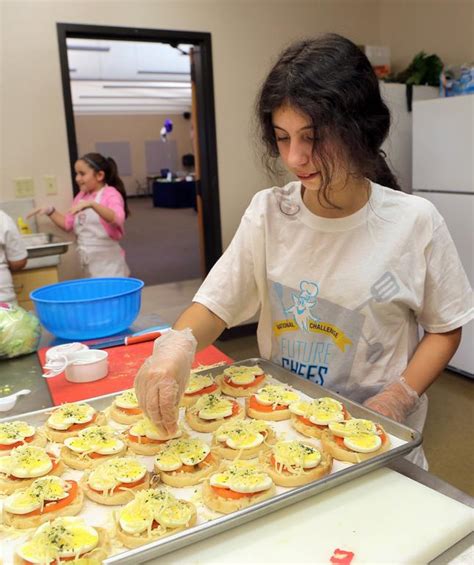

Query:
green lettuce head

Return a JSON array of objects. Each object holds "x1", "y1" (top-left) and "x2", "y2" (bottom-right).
[{"x1": 0, "y1": 303, "x2": 41, "y2": 359}]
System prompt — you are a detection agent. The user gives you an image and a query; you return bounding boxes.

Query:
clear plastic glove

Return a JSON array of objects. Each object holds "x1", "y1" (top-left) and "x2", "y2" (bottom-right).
[
  {"x1": 363, "y1": 377, "x2": 420, "y2": 423},
  {"x1": 134, "y1": 328, "x2": 197, "y2": 434}
]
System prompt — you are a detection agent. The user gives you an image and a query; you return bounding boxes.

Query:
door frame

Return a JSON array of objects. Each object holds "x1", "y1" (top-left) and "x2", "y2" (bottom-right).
[{"x1": 56, "y1": 22, "x2": 222, "y2": 273}]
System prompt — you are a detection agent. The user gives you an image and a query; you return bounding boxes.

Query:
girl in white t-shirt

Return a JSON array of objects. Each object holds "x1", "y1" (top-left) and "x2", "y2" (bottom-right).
[
  {"x1": 0, "y1": 210, "x2": 28, "y2": 304},
  {"x1": 134, "y1": 34, "x2": 472, "y2": 468}
]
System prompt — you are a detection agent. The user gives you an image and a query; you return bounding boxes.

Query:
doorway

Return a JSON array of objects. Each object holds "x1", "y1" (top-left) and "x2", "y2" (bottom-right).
[{"x1": 56, "y1": 23, "x2": 222, "y2": 283}]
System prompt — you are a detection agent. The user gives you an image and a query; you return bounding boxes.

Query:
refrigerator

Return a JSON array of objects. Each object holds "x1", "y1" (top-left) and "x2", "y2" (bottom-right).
[{"x1": 412, "y1": 95, "x2": 474, "y2": 377}]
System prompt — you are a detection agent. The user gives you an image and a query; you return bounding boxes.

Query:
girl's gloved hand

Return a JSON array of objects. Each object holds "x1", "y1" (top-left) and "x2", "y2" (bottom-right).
[
  {"x1": 134, "y1": 328, "x2": 197, "y2": 434},
  {"x1": 363, "y1": 377, "x2": 420, "y2": 423}
]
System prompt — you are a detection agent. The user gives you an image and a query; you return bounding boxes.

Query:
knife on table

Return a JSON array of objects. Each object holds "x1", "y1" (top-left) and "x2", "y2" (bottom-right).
[{"x1": 85, "y1": 329, "x2": 164, "y2": 349}]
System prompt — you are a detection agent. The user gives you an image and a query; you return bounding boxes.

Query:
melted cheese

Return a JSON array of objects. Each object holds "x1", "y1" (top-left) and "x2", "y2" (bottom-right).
[
  {"x1": 184, "y1": 373, "x2": 215, "y2": 395},
  {"x1": 215, "y1": 419, "x2": 270, "y2": 450},
  {"x1": 222, "y1": 365, "x2": 263, "y2": 386},
  {"x1": 0, "y1": 445, "x2": 53, "y2": 478},
  {"x1": 129, "y1": 417, "x2": 182, "y2": 441},
  {"x1": 64, "y1": 425, "x2": 124, "y2": 455},
  {"x1": 209, "y1": 461, "x2": 273, "y2": 493},
  {"x1": 272, "y1": 441, "x2": 321, "y2": 474},
  {"x1": 119, "y1": 489, "x2": 192, "y2": 534},
  {"x1": 289, "y1": 397, "x2": 345, "y2": 425},
  {"x1": 4, "y1": 476, "x2": 70, "y2": 514},
  {"x1": 0, "y1": 421, "x2": 35, "y2": 445},
  {"x1": 87, "y1": 457, "x2": 147, "y2": 492},
  {"x1": 155, "y1": 438, "x2": 210, "y2": 472},
  {"x1": 195, "y1": 393, "x2": 234, "y2": 420},
  {"x1": 17, "y1": 517, "x2": 99, "y2": 563},
  {"x1": 47, "y1": 403, "x2": 95, "y2": 431},
  {"x1": 254, "y1": 385, "x2": 300, "y2": 407},
  {"x1": 115, "y1": 389, "x2": 139, "y2": 410}
]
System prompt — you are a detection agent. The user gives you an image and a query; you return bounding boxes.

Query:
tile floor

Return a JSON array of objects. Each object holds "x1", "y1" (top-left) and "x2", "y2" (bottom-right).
[{"x1": 141, "y1": 281, "x2": 474, "y2": 496}]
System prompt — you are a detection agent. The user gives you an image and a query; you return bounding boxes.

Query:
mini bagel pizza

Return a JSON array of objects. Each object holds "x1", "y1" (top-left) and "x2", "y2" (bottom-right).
[
  {"x1": 211, "y1": 418, "x2": 276, "y2": 460},
  {"x1": 13, "y1": 516, "x2": 110, "y2": 565},
  {"x1": 60, "y1": 425, "x2": 127, "y2": 470},
  {"x1": 154, "y1": 437, "x2": 219, "y2": 487},
  {"x1": 124, "y1": 417, "x2": 185, "y2": 455},
  {"x1": 179, "y1": 372, "x2": 220, "y2": 407},
  {"x1": 116, "y1": 488, "x2": 197, "y2": 549},
  {"x1": 290, "y1": 397, "x2": 350, "y2": 439},
  {"x1": 259, "y1": 440, "x2": 333, "y2": 487},
  {"x1": 320, "y1": 418, "x2": 391, "y2": 463},
  {"x1": 109, "y1": 389, "x2": 143, "y2": 425},
  {"x1": 0, "y1": 445, "x2": 65, "y2": 494},
  {"x1": 202, "y1": 460, "x2": 276, "y2": 514},
  {"x1": 185, "y1": 393, "x2": 244, "y2": 433},
  {"x1": 0, "y1": 421, "x2": 47, "y2": 454},
  {"x1": 81, "y1": 456, "x2": 150, "y2": 505},
  {"x1": 217, "y1": 364, "x2": 267, "y2": 397},
  {"x1": 246, "y1": 384, "x2": 300, "y2": 421},
  {"x1": 3, "y1": 476, "x2": 84, "y2": 529},
  {"x1": 44, "y1": 402, "x2": 106, "y2": 443}
]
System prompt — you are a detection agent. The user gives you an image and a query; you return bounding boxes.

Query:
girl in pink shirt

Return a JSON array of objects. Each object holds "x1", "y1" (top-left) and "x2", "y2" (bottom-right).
[{"x1": 29, "y1": 153, "x2": 130, "y2": 277}]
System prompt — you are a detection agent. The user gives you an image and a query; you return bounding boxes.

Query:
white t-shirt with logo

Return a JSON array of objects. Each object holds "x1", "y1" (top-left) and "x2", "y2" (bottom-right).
[
  {"x1": 194, "y1": 181, "x2": 472, "y2": 424},
  {"x1": 0, "y1": 211, "x2": 28, "y2": 303}
]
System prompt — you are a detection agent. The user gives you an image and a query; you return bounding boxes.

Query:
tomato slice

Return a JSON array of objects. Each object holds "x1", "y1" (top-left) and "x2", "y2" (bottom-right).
[
  {"x1": 89, "y1": 474, "x2": 146, "y2": 493},
  {"x1": 225, "y1": 402, "x2": 240, "y2": 418},
  {"x1": 249, "y1": 395, "x2": 287, "y2": 412},
  {"x1": 127, "y1": 433, "x2": 166, "y2": 445},
  {"x1": 184, "y1": 383, "x2": 219, "y2": 397},
  {"x1": 224, "y1": 373, "x2": 265, "y2": 389},
  {"x1": 88, "y1": 451, "x2": 113, "y2": 459},
  {"x1": 52, "y1": 411, "x2": 97, "y2": 433},
  {"x1": 117, "y1": 406, "x2": 142, "y2": 415},
  {"x1": 22, "y1": 555, "x2": 80, "y2": 564},
  {"x1": 0, "y1": 433, "x2": 35, "y2": 450},
  {"x1": 20, "y1": 481, "x2": 78, "y2": 517},
  {"x1": 211, "y1": 485, "x2": 264, "y2": 499}
]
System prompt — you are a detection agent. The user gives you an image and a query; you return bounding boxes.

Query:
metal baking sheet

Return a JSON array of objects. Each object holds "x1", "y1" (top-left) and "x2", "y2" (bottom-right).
[{"x1": 0, "y1": 358, "x2": 421, "y2": 564}]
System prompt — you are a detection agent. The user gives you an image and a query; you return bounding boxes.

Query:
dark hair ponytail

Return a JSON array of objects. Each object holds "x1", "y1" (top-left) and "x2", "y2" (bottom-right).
[
  {"x1": 256, "y1": 33, "x2": 402, "y2": 203},
  {"x1": 80, "y1": 152, "x2": 130, "y2": 217}
]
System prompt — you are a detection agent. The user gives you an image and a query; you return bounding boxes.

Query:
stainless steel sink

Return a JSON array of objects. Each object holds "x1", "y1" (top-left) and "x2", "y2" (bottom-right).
[{"x1": 22, "y1": 233, "x2": 72, "y2": 259}]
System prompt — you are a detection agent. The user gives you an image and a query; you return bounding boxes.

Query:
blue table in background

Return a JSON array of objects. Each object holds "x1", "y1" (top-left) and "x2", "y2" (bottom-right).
[{"x1": 152, "y1": 180, "x2": 196, "y2": 208}]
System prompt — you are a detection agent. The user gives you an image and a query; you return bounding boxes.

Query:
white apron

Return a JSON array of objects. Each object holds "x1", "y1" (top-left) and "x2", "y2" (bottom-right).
[{"x1": 74, "y1": 187, "x2": 130, "y2": 278}]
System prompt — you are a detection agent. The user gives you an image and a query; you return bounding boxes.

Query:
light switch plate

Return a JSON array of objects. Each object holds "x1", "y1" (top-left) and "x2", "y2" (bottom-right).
[
  {"x1": 44, "y1": 175, "x2": 57, "y2": 195},
  {"x1": 14, "y1": 177, "x2": 35, "y2": 198}
]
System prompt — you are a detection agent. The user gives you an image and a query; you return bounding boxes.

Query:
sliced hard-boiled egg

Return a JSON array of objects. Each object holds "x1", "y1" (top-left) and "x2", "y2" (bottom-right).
[
  {"x1": 47, "y1": 403, "x2": 95, "y2": 431},
  {"x1": 119, "y1": 489, "x2": 178, "y2": 534},
  {"x1": 4, "y1": 476, "x2": 69, "y2": 514},
  {"x1": 344, "y1": 433, "x2": 382, "y2": 453},
  {"x1": 273, "y1": 440, "x2": 321, "y2": 470},
  {"x1": 225, "y1": 429, "x2": 264, "y2": 450},
  {"x1": 223, "y1": 365, "x2": 263, "y2": 385},
  {"x1": 156, "y1": 500, "x2": 193, "y2": 528},
  {"x1": 195, "y1": 393, "x2": 234, "y2": 420},
  {"x1": 254, "y1": 385, "x2": 299, "y2": 407},
  {"x1": 64, "y1": 425, "x2": 124, "y2": 455},
  {"x1": 210, "y1": 461, "x2": 273, "y2": 493},
  {"x1": 184, "y1": 373, "x2": 215, "y2": 394},
  {"x1": 115, "y1": 389, "x2": 139, "y2": 410},
  {"x1": 289, "y1": 397, "x2": 344, "y2": 425},
  {"x1": 17, "y1": 517, "x2": 99, "y2": 563},
  {"x1": 129, "y1": 417, "x2": 182, "y2": 441},
  {"x1": 215, "y1": 419, "x2": 270, "y2": 450},
  {"x1": 0, "y1": 445, "x2": 53, "y2": 478},
  {"x1": 155, "y1": 438, "x2": 210, "y2": 471},
  {"x1": 329, "y1": 418, "x2": 377, "y2": 437},
  {"x1": 88, "y1": 457, "x2": 147, "y2": 491},
  {"x1": 0, "y1": 421, "x2": 35, "y2": 445}
]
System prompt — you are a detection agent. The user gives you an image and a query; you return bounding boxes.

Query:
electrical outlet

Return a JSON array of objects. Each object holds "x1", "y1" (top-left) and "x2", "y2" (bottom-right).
[
  {"x1": 44, "y1": 175, "x2": 58, "y2": 195},
  {"x1": 14, "y1": 177, "x2": 35, "y2": 198}
]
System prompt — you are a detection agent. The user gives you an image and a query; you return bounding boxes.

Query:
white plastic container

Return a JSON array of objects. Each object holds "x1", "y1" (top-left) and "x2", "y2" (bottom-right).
[{"x1": 64, "y1": 350, "x2": 109, "y2": 383}]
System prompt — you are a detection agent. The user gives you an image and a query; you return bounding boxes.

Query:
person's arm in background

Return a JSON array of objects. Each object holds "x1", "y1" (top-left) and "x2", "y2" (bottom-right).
[
  {"x1": 69, "y1": 188, "x2": 125, "y2": 228},
  {"x1": 8, "y1": 257, "x2": 27, "y2": 271},
  {"x1": 27, "y1": 206, "x2": 68, "y2": 231},
  {"x1": 173, "y1": 303, "x2": 227, "y2": 350},
  {"x1": 2, "y1": 211, "x2": 28, "y2": 272}
]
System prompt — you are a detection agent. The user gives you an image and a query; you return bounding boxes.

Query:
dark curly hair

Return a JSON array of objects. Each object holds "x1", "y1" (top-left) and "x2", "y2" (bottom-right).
[
  {"x1": 80, "y1": 152, "x2": 130, "y2": 217},
  {"x1": 256, "y1": 33, "x2": 401, "y2": 206}
]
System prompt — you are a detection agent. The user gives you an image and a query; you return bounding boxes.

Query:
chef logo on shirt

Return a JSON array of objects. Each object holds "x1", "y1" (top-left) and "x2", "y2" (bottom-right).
[
  {"x1": 78, "y1": 212, "x2": 87, "y2": 225},
  {"x1": 271, "y1": 280, "x2": 355, "y2": 385}
]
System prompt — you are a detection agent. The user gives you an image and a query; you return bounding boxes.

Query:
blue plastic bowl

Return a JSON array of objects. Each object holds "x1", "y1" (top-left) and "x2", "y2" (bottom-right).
[{"x1": 30, "y1": 278, "x2": 144, "y2": 339}]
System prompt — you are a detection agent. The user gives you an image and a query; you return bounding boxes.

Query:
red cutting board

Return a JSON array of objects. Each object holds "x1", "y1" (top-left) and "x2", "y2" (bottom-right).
[{"x1": 38, "y1": 342, "x2": 233, "y2": 405}]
